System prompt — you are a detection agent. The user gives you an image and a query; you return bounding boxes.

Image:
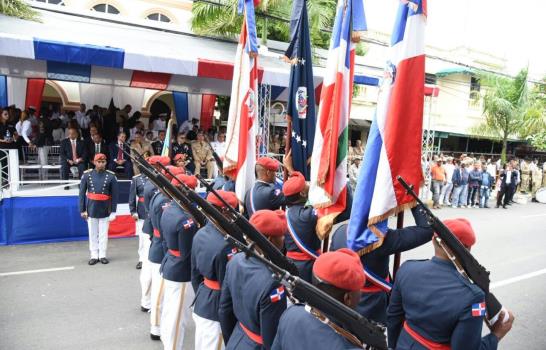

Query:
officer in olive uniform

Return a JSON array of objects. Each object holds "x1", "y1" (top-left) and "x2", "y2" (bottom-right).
[
  {"x1": 191, "y1": 190, "x2": 239, "y2": 350},
  {"x1": 387, "y1": 219, "x2": 514, "y2": 349},
  {"x1": 129, "y1": 172, "x2": 148, "y2": 270},
  {"x1": 244, "y1": 157, "x2": 285, "y2": 217},
  {"x1": 159, "y1": 174, "x2": 199, "y2": 350},
  {"x1": 330, "y1": 205, "x2": 433, "y2": 325},
  {"x1": 282, "y1": 171, "x2": 320, "y2": 283},
  {"x1": 191, "y1": 131, "x2": 214, "y2": 178},
  {"x1": 219, "y1": 210, "x2": 288, "y2": 350},
  {"x1": 148, "y1": 187, "x2": 170, "y2": 340},
  {"x1": 272, "y1": 249, "x2": 366, "y2": 350},
  {"x1": 79, "y1": 153, "x2": 118, "y2": 265}
]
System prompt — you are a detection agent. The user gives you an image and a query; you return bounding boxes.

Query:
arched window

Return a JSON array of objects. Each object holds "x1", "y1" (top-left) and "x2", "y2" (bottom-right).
[
  {"x1": 146, "y1": 13, "x2": 171, "y2": 23},
  {"x1": 35, "y1": 0, "x2": 65, "y2": 4},
  {"x1": 91, "y1": 3, "x2": 120, "y2": 15}
]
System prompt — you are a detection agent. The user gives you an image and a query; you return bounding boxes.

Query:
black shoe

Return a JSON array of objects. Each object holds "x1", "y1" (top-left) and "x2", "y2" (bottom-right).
[
  {"x1": 484, "y1": 205, "x2": 490, "y2": 208},
  {"x1": 141, "y1": 306, "x2": 150, "y2": 312},
  {"x1": 100, "y1": 258, "x2": 109, "y2": 264},
  {"x1": 136, "y1": 261, "x2": 142, "y2": 270},
  {"x1": 64, "y1": 186, "x2": 70, "y2": 190},
  {"x1": 150, "y1": 334, "x2": 161, "y2": 341},
  {"x1": 503, "y1": 205, "x2": 507, "y2": 209},
  {"x1": 88, "y1": 258, "x2": 99, "y2": 265}
]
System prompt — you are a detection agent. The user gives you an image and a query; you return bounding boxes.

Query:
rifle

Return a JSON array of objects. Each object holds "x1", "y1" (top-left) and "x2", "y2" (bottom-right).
[
  {"x1": 121, "y1": 144, "x2": 208, "y2": 227},
  {"x1": 397, "y1": 176, "x2": 504, "y2": 325},
  {"x1": 206, "y1": 139, "x2": 224, "y2": 173},
  {"x1": 220, "y1": 224, "x2": 387, "y2": 349}
]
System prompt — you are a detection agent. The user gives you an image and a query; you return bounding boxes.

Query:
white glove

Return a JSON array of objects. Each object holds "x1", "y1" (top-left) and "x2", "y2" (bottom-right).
[{"x1": 108, "y1": 213, "x2": 117, "y2": 222}]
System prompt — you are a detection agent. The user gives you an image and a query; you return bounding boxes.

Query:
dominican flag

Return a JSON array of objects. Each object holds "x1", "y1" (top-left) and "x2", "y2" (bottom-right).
[
  {"x1": 472, "y1": 302, "x2": 486, "y2": 317},
  {"x1": 284, "y1": 0, "x2": 316, "y2": 180},
  {"x1": 347, "y1": 0, "x2": 426, "y2": 254},
  {"x1": 161, "y1": 117, "x2": 174, "y2": 157},
  {"x1": 269, "y1": 286, "x2": 286, "y2": 303},
  {"x1": 223, "y1": 0, "x2": 259, "y2": 202},
  {"x1": 309, "y1": 0, "x2": 366, "y2": 236}
]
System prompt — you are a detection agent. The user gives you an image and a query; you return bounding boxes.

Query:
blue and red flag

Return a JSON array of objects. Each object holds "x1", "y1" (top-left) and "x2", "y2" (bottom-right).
[
  {"x1": 347, "y1": 0, "x2": 426, "y2": 253},
  {"x1": 309, "y1": 0, "x2": 366, "y2": 237},
  {"x1": 472, "y1": 302, "x2": 486, "y2": 317},
  {"x1": 284, "y1": 0, "x2": 316, "y2": 180}
]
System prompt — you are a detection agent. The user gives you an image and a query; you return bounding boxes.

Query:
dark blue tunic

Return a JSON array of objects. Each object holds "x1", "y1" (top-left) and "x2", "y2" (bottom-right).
[
  {"x1": 79, "y1": 169, "x2": 118, "y2": 218},
  {"x1": 159, "y1": 202, "x2": 197, "y2": 282},
  {"x1": 244, "y1": 180, "x2": 285, "y2": 217},
  {"x1": 219, "y1": 253, "x2": 287, "y2": 350},
  {"x1": 128, "y1": 174, "x2": 147, "y2": 219},
  {"x1": 191, "y1": 222, "x2": 235, "y2": 321},
  {"x1": 147, "y1": 192, "x2": 169, "y2": 264},
  {"x1": 387, "y1": 257, "x2": 498, "y2": 350}
]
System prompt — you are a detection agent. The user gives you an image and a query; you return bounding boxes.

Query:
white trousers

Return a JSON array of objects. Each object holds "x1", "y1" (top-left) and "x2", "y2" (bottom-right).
[
  {"x1": 150, "y1": 262, "x2": 165, "y2": 336},
  {"x1": 136, "y1": 219, "x2": 147, "y2": 261},
  {"x1": 161, "y1": 280, "x2": 194, "y2": 350},
  {"x1": 193, "y1": 312, "x2": 224, "y2": 350},
  {"x1": 139, "y1": 231, "x2": 152, "y2": 309},
  {"x1": 87, "y1": 217, "x2": 109, "y2": 259}
]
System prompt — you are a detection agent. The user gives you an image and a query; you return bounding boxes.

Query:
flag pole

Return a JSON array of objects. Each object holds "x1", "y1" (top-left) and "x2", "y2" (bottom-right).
[{"x1": 393, "y1": 210, "x2": 404, "y2": 279}]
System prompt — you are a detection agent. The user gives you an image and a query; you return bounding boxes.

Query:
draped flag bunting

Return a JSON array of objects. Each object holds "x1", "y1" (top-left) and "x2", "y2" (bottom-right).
[
  {"x1": 284, "y1": 0, "x2": 316, "y2": 180},
  {"x1": 223, "y1": 0, "x2": 259, "y2": 202},
  {"x1": 309, "y1": 0, "x2": 366, "y2": 237},
  {"x1": 347, "y1": 0, "x2": 427, "y2": 254},
  {"x1": 161, "y1": 118, "x2": 174, "y2": 157}
]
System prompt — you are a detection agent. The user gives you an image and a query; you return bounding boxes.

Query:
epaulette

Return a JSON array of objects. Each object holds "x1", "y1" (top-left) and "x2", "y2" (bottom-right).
[
  {"x1": 84, "y1": 169, "x2": 93, "y2": 174},
  {"x1": 106, "y1": 170, "x2": 116, "y2": 175},
  {"x1": 132, "y1": 174, "x2": 140, "y2": 179}
]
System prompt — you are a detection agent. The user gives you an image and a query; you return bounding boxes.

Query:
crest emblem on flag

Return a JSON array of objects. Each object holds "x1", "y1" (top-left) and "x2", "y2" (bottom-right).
[
  {"x1": 270, "y1": 285, "x2": 286, "y2": 303},
  {"x1": 246, "y1": 89, "x2": 256, "y2": 116},
  {"x1": 296, "y1": 87, "x2": 307, "y2": 119},
  {"x1": 472, "y1": 302, "x2": 486, "y2": 317}
]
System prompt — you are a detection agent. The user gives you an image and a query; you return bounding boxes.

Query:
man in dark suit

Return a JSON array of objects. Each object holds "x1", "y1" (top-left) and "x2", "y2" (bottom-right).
[
  {"x1": 496, "y1": 163, "x2": 518, "y2": 208},
  {"x1": 60, "y1": 127, "x2": 87, "y2": 179},
  {"x1": 109, "y1": 131, "x2": 133, "y2": 177},
  {"x1": 86, "y1": 133, "x2": 108, "y2": 169},
  {"x1": 151, "y1": 130, "x2": 166, "y2": 155}
]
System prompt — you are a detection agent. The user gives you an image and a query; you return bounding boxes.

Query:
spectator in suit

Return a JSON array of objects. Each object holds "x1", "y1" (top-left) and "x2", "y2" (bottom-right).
[
  {"x1": 87, "y1": 133, "x2": 108, "y2": 169},
  {"x1": 151, "y1": 130, "x2": 166, "y2": 156},
  {"x1": 109, "y1": 131, "x2": 133, "y2": 177},
  {"x1": 496, "y1": 163, "x2": 517, "y2": 209},
  {"x1": 60, "y1": 127, "x2": 87, "y2": 179}
]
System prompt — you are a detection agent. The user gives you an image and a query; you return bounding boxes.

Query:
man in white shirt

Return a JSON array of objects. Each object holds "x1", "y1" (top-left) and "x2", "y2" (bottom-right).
[
  {"x1": 76, "y1": 104, "x2": 91, "y2": 138},
  {"x1": 439, "y1": 157, "x2": 455, "y2": 206},
  {"x1": 348, "y1": 158, "x2": 361, "y2": 190},
  {"x1": 210, "y1": 132, "x2": 226, "y2": 177}
]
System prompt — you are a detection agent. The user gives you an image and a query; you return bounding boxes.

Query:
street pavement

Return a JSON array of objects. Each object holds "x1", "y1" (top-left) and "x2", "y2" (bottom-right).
[{"x1": 0, "y1": 201, "x2": 545, "y2": 349}]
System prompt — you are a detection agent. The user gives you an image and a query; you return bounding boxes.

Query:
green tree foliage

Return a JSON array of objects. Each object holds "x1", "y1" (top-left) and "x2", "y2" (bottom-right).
[
  {"x1": 0, "y1": 0, "x2": 39, "y2": 20},
  {"x1": 475, "y1": 69, "x2": 545, "y2": 162},
  {"x1": 191, "y1": 0, "x2": 336, "y2": 49}
]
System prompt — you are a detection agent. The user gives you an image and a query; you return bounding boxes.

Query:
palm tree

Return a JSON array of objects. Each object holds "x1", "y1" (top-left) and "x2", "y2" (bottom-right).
[
  {"x1": 191, "y1": 0, "x2": 336, "y2": 49},
  {"x1": 476, "y1": 68, "x2": 543, "y2": 162},
  {"x1": 0, "y1": 0, "x2": 39, "y2": 20}
]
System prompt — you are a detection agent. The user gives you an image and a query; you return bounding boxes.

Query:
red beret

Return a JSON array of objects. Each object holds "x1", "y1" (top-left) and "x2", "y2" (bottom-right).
[
  {"x1": 148, "y1": 155, "x2": 160, "y2": 165},
  {"x1": 171, "y1": 174, "x2": 197, "y2": 189},
  {"x1": 173, "y1": 153, "x2": 185, "y2": 161},
  {"x1": 283, "y1": 171, "x2": 306, "y2": 196},
  {"x1": 94, "y1": 153, "x2": 107, "y2": 162},
  {"x1": 162, "y1": 166, "x2": 184, "y2": 181},
  {"x1": 442, "y1": 218, "x2": 476, "y2": 248},
  {"x1": 250, "y1": 209, "x2": 287, "y2": 237},
  {"x1": 207, "y1": 190, "x2": 238, "y2": 209},
  {"x1": 313, "y1": 248, "x2": 365, "y2": 292},
  {"x1": 256, "y1": 157, "x2": 279, "y2": 171},
  {"x1": 159, "y1": 156, "x2": 171, "y2": 166}
]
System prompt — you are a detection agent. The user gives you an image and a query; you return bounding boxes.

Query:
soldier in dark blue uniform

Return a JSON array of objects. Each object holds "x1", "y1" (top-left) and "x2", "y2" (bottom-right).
[
  {"x1": 129, "y1": 172, "x2": 148, "y2": 270},
  {"x1": 191, "y1": 190, "x2": 239, "y2": 350},
  {"x1": 272, "y1": 248, "x2": 366, "y2": 350},
  {"x1": 159, "y1": 174, "x2": 199, "y2": 350},
  {"x1": 244, "y1": 157, "x2": 285, "y2": 217},
  {"x1": 387, "y1": 218, "x2": 514, "y2": 350},
  {"x1": 79, "y1": 153, "x2": 118, "y2": 265},
  {"x1": 219, "y1": 209, "x2": 288, "y2": 350},
  {"x1": 148, "y1": 180, "x2": 171, "y2": 340},
  {"x1": 282, "y1": 171, "x2": 321, "y2": 283},
  {"x1": 330, "y1": 205, "x2": 433, "y2": 325},
  {"x1": 212, "y1": 174, "x2": 236, "y2": 192}
]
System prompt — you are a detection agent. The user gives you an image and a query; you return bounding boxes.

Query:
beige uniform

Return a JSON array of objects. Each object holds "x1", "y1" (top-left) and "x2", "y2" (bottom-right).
[
  {"x1": 520, "y1": 160, "x2": 531, "y2": 193},
  {"x1": 130, "y1": 141, "x2": 153, "y2": 175},
  {"x1": 191, "y1": 141, "x2": 214, "y2": 179},
  {"x1": 530, "y1": 162, "x2": 542, "y2": 197}
]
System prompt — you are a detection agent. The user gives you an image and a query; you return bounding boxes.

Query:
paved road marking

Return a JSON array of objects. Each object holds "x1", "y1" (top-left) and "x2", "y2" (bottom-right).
[
  {"x1": 491, "y1": 268, "x2": 546, "y2": 289},
  {"x1": 521, "y1": 213, "x2": 546, "y2": 218},
  {"x1": 0, "y1": 266, "x2": 75, "y2": 277}
]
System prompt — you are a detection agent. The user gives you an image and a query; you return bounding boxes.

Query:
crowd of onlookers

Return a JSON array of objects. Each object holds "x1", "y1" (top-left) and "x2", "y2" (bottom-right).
[
  {"x1": 428, "y1": 154, "x2": 545, "y2": 209},
  {"x1": 0, "y1": 103, "x2": 227, "y2": 181}
]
